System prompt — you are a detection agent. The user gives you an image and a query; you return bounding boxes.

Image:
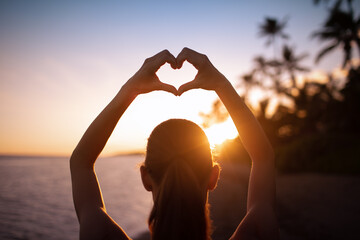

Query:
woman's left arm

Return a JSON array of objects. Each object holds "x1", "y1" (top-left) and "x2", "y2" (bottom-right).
[{"x1": 70, "y1": 50, "x2": 177, "y2": 239}]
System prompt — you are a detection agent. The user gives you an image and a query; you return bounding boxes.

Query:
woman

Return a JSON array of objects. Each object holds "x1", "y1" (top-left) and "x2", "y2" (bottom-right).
[{"x1": 70, "y1": 48, "x2": 279, "y2": 240}]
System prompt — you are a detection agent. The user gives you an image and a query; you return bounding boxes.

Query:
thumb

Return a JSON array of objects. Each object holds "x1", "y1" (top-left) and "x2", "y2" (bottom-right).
[
  {"x1": 155, "y1": 82, "x2": 178, "y2": 96},
  {"x1": 178, "y1": 80, "x2": 198, "y2": 96}
]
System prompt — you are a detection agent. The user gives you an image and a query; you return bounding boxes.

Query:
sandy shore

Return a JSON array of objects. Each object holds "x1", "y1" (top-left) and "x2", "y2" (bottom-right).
[
  {"x1": 134, "y1": 162, "x2": 360, "y2": 240},
  {"x1": 276, "y1": 173, "x2": 360, "y2": 239}
]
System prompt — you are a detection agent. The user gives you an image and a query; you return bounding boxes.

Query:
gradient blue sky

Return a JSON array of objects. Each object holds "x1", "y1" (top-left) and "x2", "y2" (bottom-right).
[{"x1": 1, "y1": 0, "x2": 358, "y2": 156}]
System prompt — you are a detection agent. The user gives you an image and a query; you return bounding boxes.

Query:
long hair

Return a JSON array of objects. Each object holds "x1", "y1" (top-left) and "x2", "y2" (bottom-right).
[{"x1": 144, "y1": 119, "x2": 214, "y2": 240}]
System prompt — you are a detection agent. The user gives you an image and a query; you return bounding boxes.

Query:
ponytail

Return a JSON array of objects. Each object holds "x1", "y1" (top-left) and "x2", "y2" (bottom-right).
[
  {"x1": 144, "y1": 119, "x2": 215, "y2": 240},
  {"x1": 148, "y1": 159, "x2": 211, "y2": 240}
]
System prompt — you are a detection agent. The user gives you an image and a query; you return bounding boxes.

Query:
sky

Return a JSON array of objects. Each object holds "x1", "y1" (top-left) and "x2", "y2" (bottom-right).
[{"x1": 0, "y1": 0, "x2": 358, "y2": 156}]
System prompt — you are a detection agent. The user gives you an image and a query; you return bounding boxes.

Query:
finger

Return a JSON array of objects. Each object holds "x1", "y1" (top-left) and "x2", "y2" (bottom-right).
[
  {"x1": 177, "y1": 80, "x2": 199, "y2": 96},
  {"x1": 176, "y1": 47, "x2": 205, "y2": 69},
  {"x1": 167, "y1": 53, "x2": 177, "y2": 70},
  {"x1": 176, "y1": 48, "x2": 189, "y2": 69},
  {"x1": 154, "y1": 82, "x2": 178, "y2": 96},
  {"x1": 161, "y1": 50, "x2": 177, "y2": 69},
  {"x1": 150, "y1": 50, "x2": 177, "y2": 71}
]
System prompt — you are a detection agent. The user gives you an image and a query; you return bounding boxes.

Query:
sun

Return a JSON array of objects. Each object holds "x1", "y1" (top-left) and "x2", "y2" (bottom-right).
[{"x1": 204, "y1": 118, "x2": 238, "y2": 147}]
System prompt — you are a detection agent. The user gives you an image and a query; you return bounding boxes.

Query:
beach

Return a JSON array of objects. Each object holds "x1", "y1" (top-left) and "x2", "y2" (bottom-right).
[
  {"x1": 1, "y1": 156, "x2": 359, "y2": 240},
  {"x1": 209, "y1": 164, "x2": 360, "y2": 240},
  {"x1": 134, "y1": 161, "x2": 360, "y2": 240}
]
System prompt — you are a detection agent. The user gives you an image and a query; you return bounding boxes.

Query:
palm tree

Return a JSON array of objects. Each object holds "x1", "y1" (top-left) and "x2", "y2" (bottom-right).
[
  {"x1": 253, "y1": 56, "x2": 269, "y2": 75},
  {"x1": 258, "y1": 17, "x2": 289, "y2": 59},
  {"x1": 313, "y1": 0, "x2": 331, "y2": 5},
  {"x1": 281, "y1": 45, "x2": 309, "y2": 88},
  {"x1": 313, "y1": 0, "x2": 353, "y2": 13},
  {"x1": 312, "y1": 1, "x2": 360, "y2": 68}
]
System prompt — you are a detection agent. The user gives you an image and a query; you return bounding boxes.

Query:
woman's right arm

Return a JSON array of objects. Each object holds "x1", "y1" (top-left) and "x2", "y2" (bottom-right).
[
  {"x1": 70, "y1": 49, "x2": 178, "y2": 240},
  {"x1": 213, "y1": 82, "x2": 279, "y2": 240},
  {"x1": 176, "y1": 48, "x2": 279, "y2": 240}
]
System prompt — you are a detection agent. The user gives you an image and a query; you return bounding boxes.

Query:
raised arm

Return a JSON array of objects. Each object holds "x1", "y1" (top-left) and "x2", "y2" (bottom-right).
[
  {"x1": 177, "y1": 48, "x2": 279, "y2": 240},
  {"x1": 70, "y1": 50, "x2": 178, "y2": 240}
]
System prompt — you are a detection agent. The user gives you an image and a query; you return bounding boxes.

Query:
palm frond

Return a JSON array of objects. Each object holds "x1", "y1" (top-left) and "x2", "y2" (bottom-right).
[
  {"x1": 258, "y1": 16, "x2": 289, "y2": 44},
  {"x1": 342, "y1": 41, "x2": 352, "y2": 68},
  {"x1": 313, "y1": 0, "x2": 331, "y2": 5},
  {"x1": 315, "y1": 42, "x2": 339, "y2": 63},
  {"x1": 332, "y1": 0, "x2": 342, "y2": 12},
  {"x1": 311, "y1": 30, "x2": 340, "y2": 40},
  {"x1": 281, "y1": 33, "x2": 290, "y2": 39},
  {"x1": 294, "y1": 53, "x2": 309, "y2": 62},
  {"x1": 267, "y1": 60, "x2": 282, "y2": 67},
  {"x1": 294, "y1": 66, "x2": 310, "y2": 72}
]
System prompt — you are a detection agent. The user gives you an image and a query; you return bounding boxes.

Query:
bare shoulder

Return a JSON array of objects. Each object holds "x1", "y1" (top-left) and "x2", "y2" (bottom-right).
[
  {"x1": 79, "y1": 208, "x2": 131, "y2": 240},
  {"x1": 230, "y1": 205, "x2": 279, "y2": 240}
]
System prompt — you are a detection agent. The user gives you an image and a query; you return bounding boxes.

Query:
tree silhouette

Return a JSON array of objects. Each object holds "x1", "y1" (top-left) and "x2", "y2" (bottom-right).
[
  {"x1": 313, "y1": 0, "x2": 331, "y2": 5},
  {"x1": 199, "y1": 99, "x2": 229, "y2": 129},
  {"x1": 271, "y1": 45, "x2": 309, "y2": 89},
  {"x1": 200, "y1": 8, "x2": 360, "y2": 173},
  {"x1": 258, "y1": 17, "x2": 289, "y2": 59},
  {"x1": 240, "y1": 45, "x2": 308, "y2": 101},
  {"x1": 312, "y1": 0, "x2": 360, "y2": 68},
  {"x1": 239, "y1": 56, "x2": 268, "y2": 94},
  {"x1": 313, "y1": 0, "x2": 354, "y2": 12}
]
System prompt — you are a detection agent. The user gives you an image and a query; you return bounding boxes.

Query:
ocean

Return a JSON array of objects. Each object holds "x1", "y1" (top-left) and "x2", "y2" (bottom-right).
[{"x1": 0, "y1": 155, "x2": 152, "y2": 240}]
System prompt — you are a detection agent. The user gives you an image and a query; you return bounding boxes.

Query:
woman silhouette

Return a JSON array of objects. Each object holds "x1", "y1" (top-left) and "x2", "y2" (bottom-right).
[{"x1": 70, "y1": 48, "x2": 279, "y2": 240}]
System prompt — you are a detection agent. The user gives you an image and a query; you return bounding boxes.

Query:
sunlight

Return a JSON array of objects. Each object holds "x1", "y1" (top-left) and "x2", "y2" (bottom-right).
[
  {"x1": 308, "y1": 70, "x2": 328, "y2": 84},
  {"x1": 156, "y1": 61, "x2": 198, "y2": 89},
  {"x1": 332, "y1": 67, "x2": 348, "y2": 80},
  {"x1": 204, "y1": 118, "x2": 238, "y2": 147},
  {"x1": 247, "y1": 87, "x2": 268, "y2": 112}
]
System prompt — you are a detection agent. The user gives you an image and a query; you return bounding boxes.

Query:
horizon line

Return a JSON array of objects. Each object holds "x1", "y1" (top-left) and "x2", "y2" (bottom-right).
[{"x1": 0, "y1": 151, "x2": 145, "y2": 159}]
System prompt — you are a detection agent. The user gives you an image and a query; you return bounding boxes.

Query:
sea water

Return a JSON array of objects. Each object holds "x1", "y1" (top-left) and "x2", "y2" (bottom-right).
[{"x1": 0, "y1": 155, "x2": 152, "y2": 240}]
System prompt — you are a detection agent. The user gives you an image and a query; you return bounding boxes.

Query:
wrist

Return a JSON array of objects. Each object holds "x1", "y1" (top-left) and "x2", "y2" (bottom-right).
[
  {"x1": 120, "y1": 81, "x2": 139, "y2": 99},
  {"x1": 214, "y1": 76, "x2": 232, "y2": 95},
  {"x1": 114, "y1": 82, "x2": 138, "y2": 106}
]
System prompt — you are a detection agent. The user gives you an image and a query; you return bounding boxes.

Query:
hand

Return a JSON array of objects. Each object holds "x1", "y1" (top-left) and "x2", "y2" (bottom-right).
[
  {"x1": 123, "y1": 50, "x2": 178, "y2": 96},
  {"x1": 176, "y1": 47, "x2": 229, "y2": 95}
]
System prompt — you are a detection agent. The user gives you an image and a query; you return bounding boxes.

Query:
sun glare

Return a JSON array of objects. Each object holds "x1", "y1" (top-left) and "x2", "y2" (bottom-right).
[{"x1": 204, "y1": 118, "x2": 238, "y2": 147}]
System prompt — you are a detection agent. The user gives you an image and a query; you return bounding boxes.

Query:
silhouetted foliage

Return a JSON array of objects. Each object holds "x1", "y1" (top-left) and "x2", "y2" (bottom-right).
[
  {"x1": 258, "y1": 17, "x2": 289, "y2": 59},
  {"x1": 312, "y1": 0, "x2": 360, "y2": 67},
  {"x1": 259, "y1": 17, "x2": 289, "y2": 46},
  {"x1": 199, "y1": 99, "x2": 229, "y2": 129},
  {"x1": 202, "y1": 8, "x2": 360, "y2": 174},
  {"x1": 313, "y1": 0, "x2": 354, "y2": 11}
]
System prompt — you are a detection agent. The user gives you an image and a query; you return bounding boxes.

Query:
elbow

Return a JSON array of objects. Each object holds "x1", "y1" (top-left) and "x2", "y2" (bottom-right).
[
  {"x1": 69, "y1": 148, "x2": 79, "y2": 172},
  {"x1": 69, "y1": 147, "x2": 93, "y2": 171},
  {"x1": 251, "y1": 142, "x2": 275, "y2": 164}
]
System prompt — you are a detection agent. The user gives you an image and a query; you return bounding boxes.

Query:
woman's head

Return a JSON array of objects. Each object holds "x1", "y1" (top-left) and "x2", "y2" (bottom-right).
[{"x1": 140, "y1": 119, "x2": 219, "y2": 240}]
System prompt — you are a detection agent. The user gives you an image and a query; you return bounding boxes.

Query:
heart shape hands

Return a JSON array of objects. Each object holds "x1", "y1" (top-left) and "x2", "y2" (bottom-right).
[
  {"x1": 175, "y1": 48, "x2": 228, "y2": 96},
  {"x1": 156, "y1": 60, "x2": 198, "y2": 91},
  {"x1": 125, "y1": 48, "x2": 228, "y2": 97}
]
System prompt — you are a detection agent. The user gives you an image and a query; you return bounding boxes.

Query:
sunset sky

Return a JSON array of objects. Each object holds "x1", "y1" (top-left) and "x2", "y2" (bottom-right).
[{"x1": 1, "y1": 0, "x2": 357, "y2": 156}]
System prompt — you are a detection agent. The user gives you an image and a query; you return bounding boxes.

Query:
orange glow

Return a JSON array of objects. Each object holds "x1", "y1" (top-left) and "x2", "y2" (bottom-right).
[
  {"x1": 308, "y1": 70, "x2": 328, "y2": 84},
  {"x1": 247, "y1": 87, "x2": 268, "y2": 113},
  {"x1": 332, "y1": 67, "x2": 348, "y2": 79},
  {"x1": 204, "y1": 118, "x2": 238, "y2": 147}
]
